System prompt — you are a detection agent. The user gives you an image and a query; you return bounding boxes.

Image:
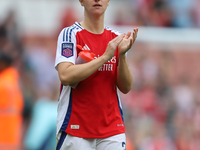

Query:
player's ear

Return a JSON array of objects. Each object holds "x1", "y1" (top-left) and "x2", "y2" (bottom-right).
[
  {"x1": 79, "y1": 0, "x2": 84, "y2": 6},
  {"x1": 107, "y1": 0, "x2": 110, "y2": 6}
]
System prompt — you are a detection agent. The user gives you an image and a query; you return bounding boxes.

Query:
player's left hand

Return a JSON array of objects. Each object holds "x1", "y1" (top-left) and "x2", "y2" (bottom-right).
[{"x1": 118, "y1": 27, "x2": 139, "y2": 56}]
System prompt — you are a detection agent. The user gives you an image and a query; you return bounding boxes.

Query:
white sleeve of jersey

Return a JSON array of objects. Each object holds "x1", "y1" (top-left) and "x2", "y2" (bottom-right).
[{"x1": 54, "y1": 27, "x2": 77, "y2": 70}]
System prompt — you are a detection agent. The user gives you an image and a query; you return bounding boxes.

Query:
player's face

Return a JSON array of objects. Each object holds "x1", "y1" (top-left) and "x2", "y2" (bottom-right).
[{"x1": 79, "y1": 0, "x2": 110, "y2": 17}]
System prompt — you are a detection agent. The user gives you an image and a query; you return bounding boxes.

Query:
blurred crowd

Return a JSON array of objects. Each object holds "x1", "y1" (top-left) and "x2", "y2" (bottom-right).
[
  {"x1": 0, "y1": 0, "x2": 200, "y2": 150},
  {"x1": 121, "y1": 46, "x2": 200, "y2": 150},
  {"x1": 0, "y1": 10, "x2": 59, "y2": 150},
  {"x1": 114, "y1": 0, "x2": 200, "y2": 28}
]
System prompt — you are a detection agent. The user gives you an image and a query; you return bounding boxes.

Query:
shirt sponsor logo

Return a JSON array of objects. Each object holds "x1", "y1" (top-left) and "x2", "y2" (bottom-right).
[
  {"x1": 71, "y1": 125, "x2": 80, "y2": 129},
  {"x1": 96, "y1": 56, "x2": 117, "y2": 71},
  {"x1": 62, "y1": 43, "x2": 74, "y2": 58}
]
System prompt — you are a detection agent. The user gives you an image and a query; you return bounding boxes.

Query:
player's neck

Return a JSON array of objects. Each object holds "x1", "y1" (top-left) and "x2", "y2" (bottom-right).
[{"x1": 80, "y1": 15, "x2": 105, "y2": 34}]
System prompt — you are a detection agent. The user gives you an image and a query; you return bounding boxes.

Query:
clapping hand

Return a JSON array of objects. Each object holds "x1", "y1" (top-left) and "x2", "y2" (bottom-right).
[{"x1": 118, "y1": 27, "x2": 139, "y2": 56}]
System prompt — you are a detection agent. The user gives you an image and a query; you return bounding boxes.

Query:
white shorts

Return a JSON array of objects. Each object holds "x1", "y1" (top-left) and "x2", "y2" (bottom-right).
[{"x1": 56, "y1": 131, "x2": 126, "y2": 150}]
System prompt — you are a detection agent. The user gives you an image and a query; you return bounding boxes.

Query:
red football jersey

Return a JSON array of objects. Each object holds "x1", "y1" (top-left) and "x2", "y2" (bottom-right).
[{"x1": 55, "y1": 22, "x2": 125, "y2": 138}]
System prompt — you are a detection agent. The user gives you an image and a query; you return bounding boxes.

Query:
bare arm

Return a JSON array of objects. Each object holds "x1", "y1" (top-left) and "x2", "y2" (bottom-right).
[
  {"x1": 58, "y1": 33, "x2": 125, "y2": 86},
  {"x1": 117, "y1": 54, "x2": 133, "y2": 94},
  {"x1": 117, "y1": 28, "x2": 139, "y2": 93},
  {"x1": 58, "y1": 57, "x2": 107, "y2": 86}
]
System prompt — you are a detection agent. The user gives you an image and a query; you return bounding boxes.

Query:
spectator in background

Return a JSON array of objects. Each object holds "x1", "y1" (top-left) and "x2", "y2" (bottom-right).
[
  {"x1": 0, "y1": 11, "x2": 33, "y2": 150},
  {"x1": 167, "y1": 0, "x2": 195, "y2": 27},
  {"x1": 0, "y1": 12, "x2": 25, "y2": 149},
  {"x1": 192, "y1": 0, "x2": 200, "y2": 28},
  {"x1": 0, "y1": 50, "x2": 24, "y2": 150},
  {"x1": 24, "y1": 88, "x2": 58, "y2": 150}
]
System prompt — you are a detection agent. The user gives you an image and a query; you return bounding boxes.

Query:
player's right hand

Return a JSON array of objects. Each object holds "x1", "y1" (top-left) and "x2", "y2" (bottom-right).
[{"x1": 103, "y1": 33, "x2": 125, "y2": 60}]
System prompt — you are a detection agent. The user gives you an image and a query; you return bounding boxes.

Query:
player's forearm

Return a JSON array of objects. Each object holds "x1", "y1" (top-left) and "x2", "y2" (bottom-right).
[
  {"x1": 59, "y1": 34, "x2": 126, "y2": 86},
  {"x1": 58, "y1": 55, "x2": 108, "y2": 86},
  {"x1": 117, "y1": 54, "x2": 133, "y2": 94}
]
